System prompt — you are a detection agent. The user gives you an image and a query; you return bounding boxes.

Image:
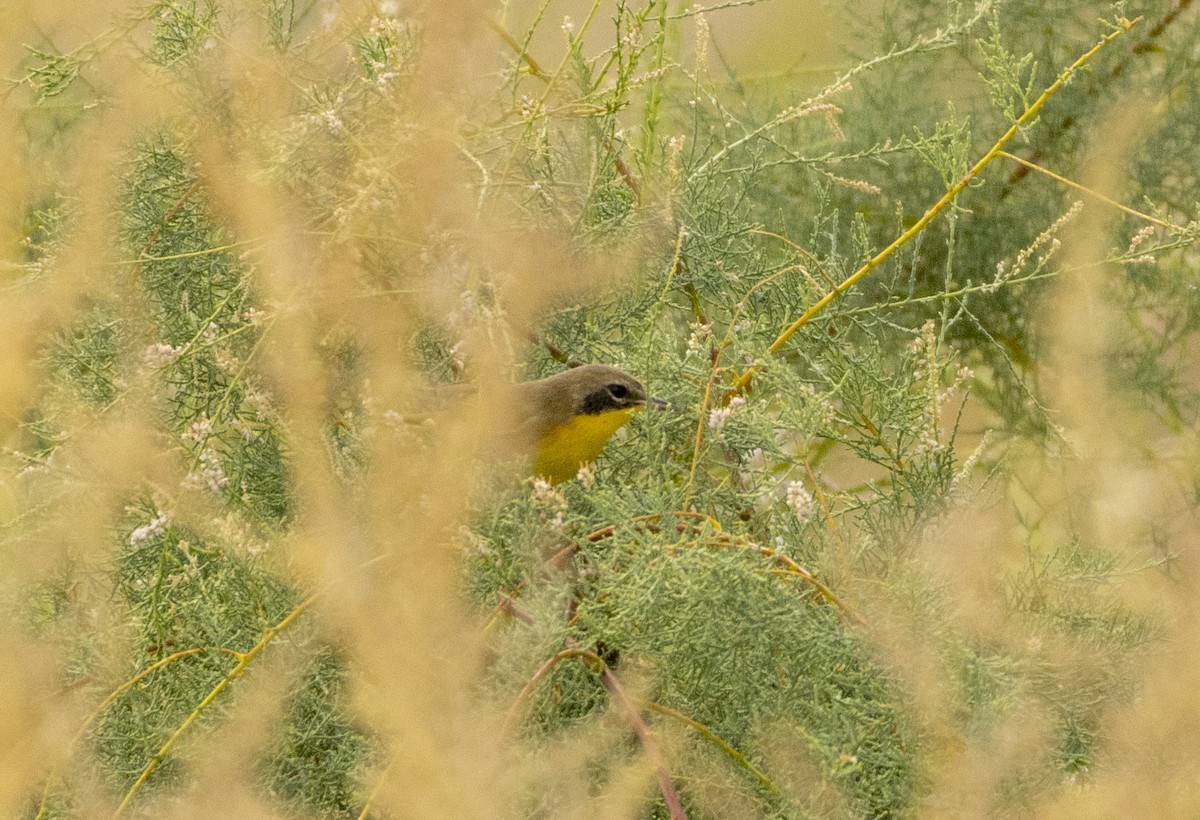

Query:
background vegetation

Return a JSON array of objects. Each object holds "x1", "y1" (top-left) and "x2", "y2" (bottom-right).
[{"x1": 2, "y1": 0, "x2": 1199, "y2": 817}]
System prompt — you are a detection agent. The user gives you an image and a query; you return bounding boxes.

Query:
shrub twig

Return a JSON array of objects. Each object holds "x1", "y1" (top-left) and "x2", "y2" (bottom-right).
[
  {"x1": 504, "y1": 647, "x2": 688, "y2": 819},
  {"x1": 112, "y1": 594, "x2": 319, "y2": 816},
  {"x1": 727, "y1": 18, "x2": 1141, "y2": 399}
]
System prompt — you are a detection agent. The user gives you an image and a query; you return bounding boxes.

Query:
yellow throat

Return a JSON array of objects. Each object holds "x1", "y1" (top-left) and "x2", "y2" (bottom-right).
[{"x1": 532, "y1": 406, "x2": 639, "y2": 484}]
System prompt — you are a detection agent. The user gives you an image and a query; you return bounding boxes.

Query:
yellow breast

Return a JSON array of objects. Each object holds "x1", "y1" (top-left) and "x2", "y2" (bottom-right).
[{"x1": 532, "y1": 407, "x2": 637, "y2": 484}]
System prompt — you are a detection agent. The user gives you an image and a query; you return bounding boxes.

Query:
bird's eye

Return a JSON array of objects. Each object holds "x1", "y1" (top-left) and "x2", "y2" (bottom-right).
[{"x1": 607, "y1": 383, "x2": 629, "y2": 399}]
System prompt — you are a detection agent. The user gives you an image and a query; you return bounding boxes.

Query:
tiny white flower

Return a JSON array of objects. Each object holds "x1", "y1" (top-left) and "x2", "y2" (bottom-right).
[
  {"x1": 708, "y1": 406, "x2": 731, "y2": 431},
  {"x1": 130, "y1": 511, "x2": 169, "y2": 546},
  {"x1": 1126, "y1": 225, "x2": 1155, "y2": 254},
  {"x1": 239, "y1": 307, "x2": 265, "y2": 326},
  {"x1": 686, "y1": 320, "x2": 711, "y2": 356},
  {"x1": 785, "y1": 480, "x2": 815, "y2": 524},
  {"x1": 532, "y1": 477, "x2": 567, "y2": 513},
  {"x1": 456, "y1": 526, "x2": 492, "y2": 558},
  {"x1": 183, "y1": 418, "x2": 213, "y2": 444},
  {"x1": 707, "y1": 396, "x2": 744, "y2": 431},
  {"x1": 214, "y1": 347, "x2": 238, "y2": 372},
  {"x1": 142, "y1": 342, "x2": 182, "y2": 367},
  {"x1": 185, "y1": 447, "x2": 229, "y2": 493}
]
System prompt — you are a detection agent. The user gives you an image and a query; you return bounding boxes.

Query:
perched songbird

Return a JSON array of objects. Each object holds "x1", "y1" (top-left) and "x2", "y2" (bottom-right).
[{"x1": 516, "y1": 364, "x2": 651, "y2": 484}]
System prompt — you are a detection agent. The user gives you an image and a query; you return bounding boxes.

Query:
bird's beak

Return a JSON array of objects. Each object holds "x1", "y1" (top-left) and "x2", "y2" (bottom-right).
[{"x1": 649, "y1": 397, "x2": 669, "y2": 410}]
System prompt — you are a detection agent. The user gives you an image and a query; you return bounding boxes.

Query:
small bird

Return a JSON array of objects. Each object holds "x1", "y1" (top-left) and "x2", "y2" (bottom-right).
[{"x1": 517, "y1": 364, "x2": 651, "y2": 484}]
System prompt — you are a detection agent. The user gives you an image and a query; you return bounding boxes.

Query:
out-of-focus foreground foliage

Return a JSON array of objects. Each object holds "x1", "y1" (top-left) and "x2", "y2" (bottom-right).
[{"x1": 2, "y1": 0, "x2": 1199, "y2": 817}]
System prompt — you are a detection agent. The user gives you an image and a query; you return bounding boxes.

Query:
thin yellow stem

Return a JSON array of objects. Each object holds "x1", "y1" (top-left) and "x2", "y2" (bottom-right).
[
  {"x1": 731, "y1": 18, "x2": 1140, "y2": 396},
  {"x1": 748, "y1": 229, "x2": 839, "y2": 289},
  {"x1": 756, "y1": 552, "x2": 865, "y2": 625},
  {"x1": 112, "y1": 594, "x2": 319, "y2": 817},
  {"x1": 34, "y1": 648, "x2": 210, "y2": 819},
  {"x1": 638, "y1": 700, "x2": 780, "y2": 797},
  {"x1": 997, "y1": 150, "x2": 1174, "y2": 229},
  {"x1": 484, "y1": 17, "x2": 548, "y2": 80},
  {"x1": 355, "y1": 756, "x2": 397, "y2": 820},
  {"x1": 684, "y1": 263, "x2": 808, "y2": 505}
]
